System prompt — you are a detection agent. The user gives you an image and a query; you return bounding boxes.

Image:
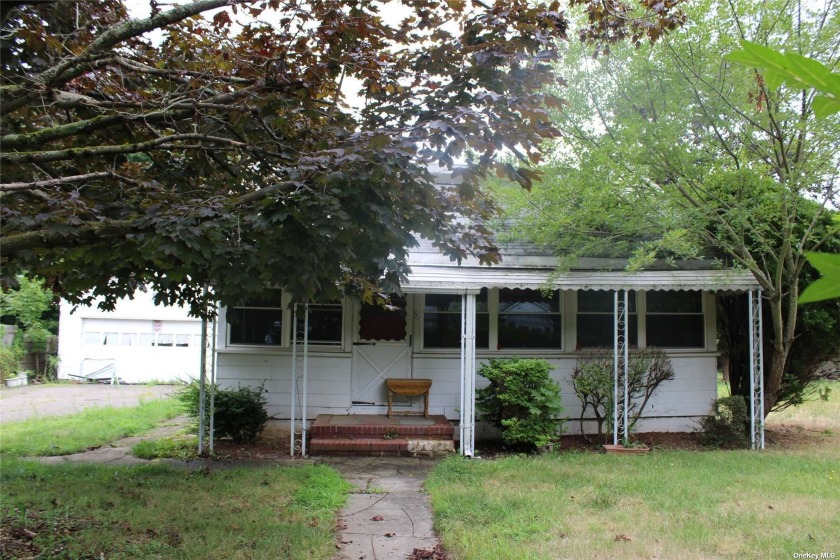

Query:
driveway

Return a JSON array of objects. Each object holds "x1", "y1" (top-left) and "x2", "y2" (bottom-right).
[{"x1": 0, "y1": 383, "x2": 178, "y2": 423}]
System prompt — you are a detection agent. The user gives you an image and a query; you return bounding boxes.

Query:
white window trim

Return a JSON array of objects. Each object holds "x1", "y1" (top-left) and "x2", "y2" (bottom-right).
[
  {"x1": 221, "y1": 291, "x2": 349, "y2": 352},
  {"x1": 573, "y1": 289, "x2": 709, "y2": 352},
  {"x1": 418, "y1": 288, "x2": 564, "y2": 353}
]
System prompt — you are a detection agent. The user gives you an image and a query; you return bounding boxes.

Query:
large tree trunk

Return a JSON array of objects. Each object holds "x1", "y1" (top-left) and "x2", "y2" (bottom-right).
[{"x1": 717, "y1": 294, "x2": 780, "y2": 417}]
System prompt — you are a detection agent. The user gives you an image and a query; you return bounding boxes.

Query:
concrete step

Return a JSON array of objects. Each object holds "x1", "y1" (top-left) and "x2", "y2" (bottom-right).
[{"x1": 310, "y1": 436, "x2": 454, "y2": 457}]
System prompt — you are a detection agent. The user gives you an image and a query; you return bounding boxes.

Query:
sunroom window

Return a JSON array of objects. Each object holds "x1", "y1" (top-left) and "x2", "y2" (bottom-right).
[
  {"x1": 497, "y1": 288, "x2": 561, "y2": 349},
  {"x1": 300, "y1": 302, "x2": 343, "y2": 345},
  {"x1": 646, "y1": 290, "x2": 704, "y2": 348},
  {"x1": 576, "y1": 290, "x2": 638, "y2": 348},
  {"x1": 423, "y1": 290, "x2": 488, "y2": 349},
  {"x1": 227, "y1": 289, "x2": 284, "y2": 345}
]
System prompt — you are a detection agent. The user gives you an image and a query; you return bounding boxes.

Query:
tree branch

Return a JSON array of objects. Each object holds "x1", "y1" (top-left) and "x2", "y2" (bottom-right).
[
  {"x1": 1, "y1": 133, "x2": 247, "y2": 165},
  {"x1": 0, "y1": 171, "x2": 132, "y2": 192}
]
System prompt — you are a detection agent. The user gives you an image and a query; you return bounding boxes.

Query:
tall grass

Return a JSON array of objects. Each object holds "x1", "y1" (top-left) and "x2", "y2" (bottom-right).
[
  {"x1": 0, "y1": 398, "x2": 181, "y2": 456},
  {"x1": 1, "y1": 460, "x2": 349, "y2": 560}
]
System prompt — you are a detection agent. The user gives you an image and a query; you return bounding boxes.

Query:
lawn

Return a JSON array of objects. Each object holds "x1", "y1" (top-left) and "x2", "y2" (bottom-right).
[
  {"x1": 426, "y1": 380, "x2": 840, "y2": 560},
  {"x1": 0, "y1": 398, "x2": 350, "y2": 560},
  {"x1": 0, "y1": 398, "x2": 182, "y2": 457}
]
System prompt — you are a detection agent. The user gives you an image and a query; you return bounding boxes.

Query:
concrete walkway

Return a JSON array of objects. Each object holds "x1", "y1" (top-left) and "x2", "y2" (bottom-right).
[
  {"x1": 33, "y1": 416, "x2": 190, "y2": 466},
  {"x1": 321, "y1": 456, "x2": 442, "y2": 560}
]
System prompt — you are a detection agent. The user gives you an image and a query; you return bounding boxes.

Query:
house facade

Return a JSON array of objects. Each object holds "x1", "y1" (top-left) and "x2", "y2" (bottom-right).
[{"x1": 214, "y1": 239, "x2": 761, "y2": 451}]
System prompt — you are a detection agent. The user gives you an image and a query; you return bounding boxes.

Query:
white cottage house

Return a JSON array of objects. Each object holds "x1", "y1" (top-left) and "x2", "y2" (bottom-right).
[{"x1": 214, "y1": 236, "x2": 765, "y2": 456}]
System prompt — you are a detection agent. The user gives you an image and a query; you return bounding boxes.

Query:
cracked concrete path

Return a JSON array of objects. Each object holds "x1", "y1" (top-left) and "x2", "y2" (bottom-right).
[
  {"x1": 320, "y1": 456, "x2": 441, "y2": 560},
  {"x1": 32, "y1": 416, "x2": 190, "y2": 466}
]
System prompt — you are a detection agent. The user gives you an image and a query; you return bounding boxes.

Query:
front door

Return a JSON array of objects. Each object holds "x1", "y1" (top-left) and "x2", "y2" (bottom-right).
[{"x1": 351, "y1": 295, "x2": 412, "y2": 409}]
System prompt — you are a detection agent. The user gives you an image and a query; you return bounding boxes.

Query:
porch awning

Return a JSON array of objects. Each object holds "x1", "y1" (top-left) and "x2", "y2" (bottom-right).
[{"x1": 402, "y1": 265, "x2": 760, "y2": 294}]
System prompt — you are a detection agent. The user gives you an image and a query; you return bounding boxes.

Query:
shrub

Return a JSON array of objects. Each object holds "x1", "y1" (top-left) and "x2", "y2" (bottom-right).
[
  {"x1": 476, "y1": 357, "x2": 564, "y2": 450},
  {"x1": 0, "y1": 344, "x2": 22, "y2": 380},
  {"x1": 177, "y1": 381, "x2": 269, "y2": 444},
  {"x1": 572, "y1": 347, "x2": 675, "y2": 441},
  {"x1": 697, "y1": 395, "x2": 749, "y2": 449}
]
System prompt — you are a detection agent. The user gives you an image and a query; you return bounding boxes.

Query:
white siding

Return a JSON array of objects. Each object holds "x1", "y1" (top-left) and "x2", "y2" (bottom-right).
[{"x1": 217, "y1": 351, "x2": 718, "y2": 433}]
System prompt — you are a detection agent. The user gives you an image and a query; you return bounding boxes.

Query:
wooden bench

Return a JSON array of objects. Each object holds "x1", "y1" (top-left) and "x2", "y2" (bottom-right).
[{"x1": 386, "y1": 378, "x2": 433, "y2": 418}]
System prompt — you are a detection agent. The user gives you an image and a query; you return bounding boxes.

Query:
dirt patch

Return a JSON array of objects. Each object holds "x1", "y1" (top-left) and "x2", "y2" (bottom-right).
[
  {"x1": 209, "y1": 438, "x2": 291, "y2": 461},
  {"x1": 0, "y1": 508, "x2": 96, "y2": 560},
  {"x1": 764, "y1": 423, "x2": 840, "y2": 450}
]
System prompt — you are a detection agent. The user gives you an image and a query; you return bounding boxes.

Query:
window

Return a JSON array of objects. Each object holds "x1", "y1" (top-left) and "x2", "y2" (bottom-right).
[
  {"x1": 121, "y1": 333, "x2": 137, "y2": 346},
  {"x1": 576, "y1": 291, "x2": 638, "y2": 348},
  {"x1": 156, "y1": 333, "x2": 174, "y2": 347},
  {"x1": 423, "y1": 290, "x2": 489, "y2": 349},
  {"x1": 302, "y1": 302, "x2": 343, "y2": 345},
  {"x1": 498, "y1": 289, "x2": 562, "y2": 349},
  {"x1": 175, "y1": 334, "x2": 191, "y2": 347},
  {"x1": 226, "y1": 290, "x2": 345, "y2": 347},
  {"x1": 227, "y1": 289, "x2": 283, "y2": 345},
  {"x1": 83, "y1": 332, "x2": 101, "y2": 346},
  {"x1": 646, "y1": 291, "x2": 704, "y2": 348},
  {"x1": 139, "y1": 333, "x2": 155, "y2": 346}
]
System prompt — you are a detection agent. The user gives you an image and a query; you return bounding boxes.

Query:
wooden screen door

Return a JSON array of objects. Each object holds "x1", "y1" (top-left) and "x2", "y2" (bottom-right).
[{"x1": 351, "y1": 296, "x2": 412, "y2": 407}]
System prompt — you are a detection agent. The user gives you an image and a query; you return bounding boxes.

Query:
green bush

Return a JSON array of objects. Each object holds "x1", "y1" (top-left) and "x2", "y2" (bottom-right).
[
  {"x1": 177, "y1": 381, "x2": 269, "y2": 444},
  {"x1": 698, "y1": 395, "x2": 749, "y2": 449},
  {"x1": 0, "y1": 344, "x2": 23, "y2": 380},
  {"x1": 476, "y1": 357, "x2": 564, "y2": 450}
]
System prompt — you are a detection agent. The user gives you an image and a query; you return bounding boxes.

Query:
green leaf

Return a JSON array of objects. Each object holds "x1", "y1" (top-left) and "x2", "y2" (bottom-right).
[
  {"x1": 726, "y1": 40, "x2": 840, "y2": 114},
  {"x1": 799, "y1": 253, "x2": 840, "y2": 304}
]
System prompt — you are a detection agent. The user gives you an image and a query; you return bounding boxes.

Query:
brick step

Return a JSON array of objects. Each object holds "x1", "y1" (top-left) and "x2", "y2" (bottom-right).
[
  {"x1": 309, "y1": 437, "x2": 455, "y2": 457},
  {"x1": 310, "y1": 415, "x2": 454, "y2": 438},
  {"x1": 311, "y1": 430, "x2": 452, "y2": 440}
]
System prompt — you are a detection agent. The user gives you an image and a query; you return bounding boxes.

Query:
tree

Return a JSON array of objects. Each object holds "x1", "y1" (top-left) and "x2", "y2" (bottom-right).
[
  {"x1": 727, "y1": 41, "x2": 840, "y2": 304},
  {"x1": 0, "y1": 0, "x2": 684, "y2": 315},
  {"x1": 498, "y1": 0, "x2": 839, "y2": 414}
]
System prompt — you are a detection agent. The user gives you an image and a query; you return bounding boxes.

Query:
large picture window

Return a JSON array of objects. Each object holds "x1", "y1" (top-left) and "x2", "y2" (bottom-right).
[
  {"x1": 498, "y1": 288, "x2": 561, "y2": 349},
  {"x1": 576, "y1": 290, "x2": 638, "y2": 349},
  {"x1": 646, "y1": 291, "x2": 704, "y2": 348},
  {"x1": 227, "y1": 289, "x2": 283, "y2": 345},
  {"x1": 423, "y1": 290, "x2": 489, "y2": 349}
]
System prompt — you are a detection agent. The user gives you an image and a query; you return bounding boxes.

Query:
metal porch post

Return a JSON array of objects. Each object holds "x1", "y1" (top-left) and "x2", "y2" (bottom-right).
[
  {"x1": 613, "y1": 290, "x2": 629, "y2": 445},
  {"x1": 748, "y1": 290, "x2": 765, "y2": 450},
  {"x1": 460, "y1": 292, "x2": 477, "y2": 456},
  {"x1": 301, "y1": 304, "x2": 309, "y2": 457},
  {"x1": 290, "y1": 305, "x2": 298, "y2": 457},
  {"x1": 198, "y1": 316, "x2": 207, "y2": 456},
  {"x1": 291, "y1": 303, "x2": 310, "y2": 457}
]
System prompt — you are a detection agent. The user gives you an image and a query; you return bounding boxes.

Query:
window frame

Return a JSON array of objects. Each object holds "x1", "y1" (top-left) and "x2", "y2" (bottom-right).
[
  {"x1": 420, "y1": 291, "x2": 489, "y2": 350},
  {"x1": 417, "y1": 288, "x2": 564, "y2": 354},
  {"x1": 642, "y1": 290, "x2": 707, "y2": 349},
  {"x1": 223, "y1": 290, "x2": 347, "y2": 351},
  {"x1": 575, "y1": 290, "x2": 639, "y2": 350}
]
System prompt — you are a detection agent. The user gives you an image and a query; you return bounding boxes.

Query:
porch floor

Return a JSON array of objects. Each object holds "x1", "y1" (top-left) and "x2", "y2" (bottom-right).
[{"x1": 309, "y1": 414, "x2": 456, "y2": 456}]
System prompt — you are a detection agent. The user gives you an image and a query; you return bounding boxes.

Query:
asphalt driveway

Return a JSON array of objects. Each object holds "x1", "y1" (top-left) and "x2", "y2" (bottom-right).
[{"x1": 0, "y1": 383, "x2": 178, "y2": 423}]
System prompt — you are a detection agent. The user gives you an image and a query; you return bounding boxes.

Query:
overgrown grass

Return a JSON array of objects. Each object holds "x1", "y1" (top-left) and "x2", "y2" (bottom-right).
[
  {"x1": 0, "y1": 398, "x2": 181, "y2": 457},
  {"x1": 132, "y1": 436, "x2": 198, "y2": 460},
  {"x1": 427, "y1": 380, "x2": 840, "y2": 560},
  {"x1": 1, "y1": 459, "x2": 349, "y2": 560}
]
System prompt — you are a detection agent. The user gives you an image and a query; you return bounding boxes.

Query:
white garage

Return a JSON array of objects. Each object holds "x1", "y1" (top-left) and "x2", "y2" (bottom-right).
[{"x1": 58, "y1": 293, "x2": 202, "y2": 384}]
